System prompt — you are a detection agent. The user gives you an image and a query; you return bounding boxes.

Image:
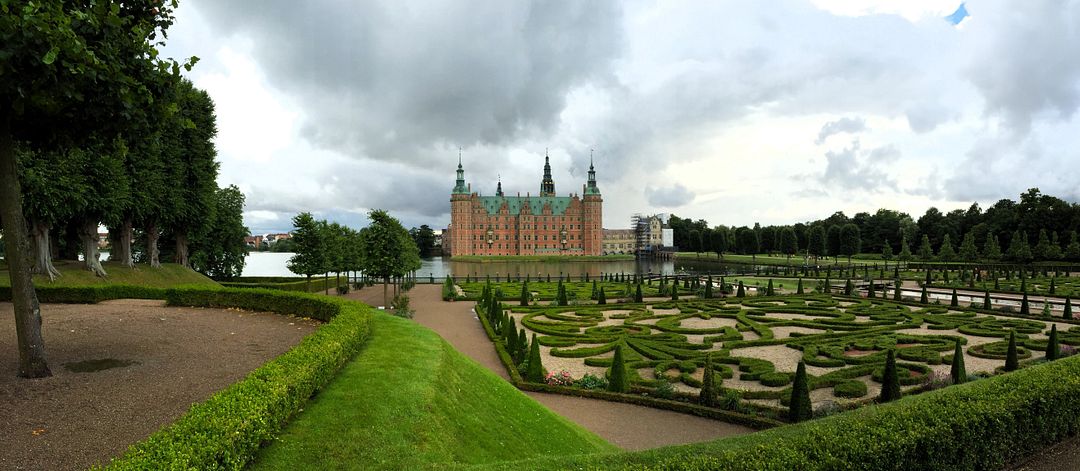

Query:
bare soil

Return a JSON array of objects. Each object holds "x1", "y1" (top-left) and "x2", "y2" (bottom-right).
[{"x1": 0, "y1": 299, "x2": 318, "y2": 470}]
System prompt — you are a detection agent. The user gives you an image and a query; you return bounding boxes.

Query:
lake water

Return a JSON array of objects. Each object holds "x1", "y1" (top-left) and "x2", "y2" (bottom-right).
[{"x1": 241, "y1": 252, "x2": 741, "y2": 279}]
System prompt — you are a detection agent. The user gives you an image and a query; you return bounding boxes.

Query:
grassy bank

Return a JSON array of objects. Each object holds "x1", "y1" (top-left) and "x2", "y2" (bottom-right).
[
  {"x1": 0, "y1": 260, "x2": 219, "y2": 288},
  {"x1": 452, "y1": 255, "x2": 634, "y2": 263},
  {"x1": 251, "y1": 313, "x2": 615, "y2": 469}
]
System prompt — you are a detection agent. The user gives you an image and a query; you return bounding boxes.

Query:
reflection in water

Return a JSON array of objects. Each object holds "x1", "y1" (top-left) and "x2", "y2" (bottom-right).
[{"x1": 243, "y1": 252, "x2": 757, "y2": 279}]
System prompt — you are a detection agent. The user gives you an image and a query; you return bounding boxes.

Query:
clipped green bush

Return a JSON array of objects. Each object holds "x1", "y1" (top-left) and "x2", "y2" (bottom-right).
[
  {"x1": 788, "y1": 361, "x2": 812, "y2": 422},
  {"x1": 951, "y1": 340, "x2": 967, "y2": 385},
  {"x1": 1046, "y1": 324, "x2": 1060, "y2": 361},
  {"x1": 608, "y1": 344, "x2": 629, "y2": 393},
  {"x1": 879, "y1": 349, "x2": 901, "y2": 402},
  {"x1": 1005, "y1": 331, "x2": 1020, "y2": 372},
  {"x1": 833, "y1": 380, "x2": 868, "y2": 399},
  {"x1": 526, "y1": 334, "x2": 544, "y2": 382}
]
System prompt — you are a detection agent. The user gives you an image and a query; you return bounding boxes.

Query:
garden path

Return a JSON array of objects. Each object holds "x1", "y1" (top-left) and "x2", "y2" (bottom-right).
[{"x1": 339, "y1": 285, "x2": 756, "y2": 451}]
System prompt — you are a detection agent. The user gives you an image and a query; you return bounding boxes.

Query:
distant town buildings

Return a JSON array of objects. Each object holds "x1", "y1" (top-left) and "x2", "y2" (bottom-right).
[
  {"x1": 446, "y1": 153, "x2": 603, "y2": 256},
  {"x1": 601, "y1": 214, "x2": 673, "y2": 256},
  {"x1": 245, "y1": 232, "x2": 292, "y2": 250}
]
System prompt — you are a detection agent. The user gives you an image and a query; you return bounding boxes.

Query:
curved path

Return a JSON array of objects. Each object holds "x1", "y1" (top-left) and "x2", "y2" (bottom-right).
[{"x1": 339, "y1": 284, "x2": 754, "y2": 450}]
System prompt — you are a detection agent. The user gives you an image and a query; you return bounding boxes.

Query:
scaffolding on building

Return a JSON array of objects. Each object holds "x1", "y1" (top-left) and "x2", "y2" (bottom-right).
[{"x1": 632, "y1": 213, "x2": 649, "y2": 258}]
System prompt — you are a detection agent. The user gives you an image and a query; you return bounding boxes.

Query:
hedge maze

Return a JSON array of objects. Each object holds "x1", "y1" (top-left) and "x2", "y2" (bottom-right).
[{"x1": 497, "y1": 292, "x2": 1079, "y2": 413}]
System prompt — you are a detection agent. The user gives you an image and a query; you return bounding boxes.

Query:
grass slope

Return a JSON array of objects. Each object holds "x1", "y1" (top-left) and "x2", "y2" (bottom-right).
[
  {"x1": 251, "y1": 313, "x2": 615, "y2": 470},
  {"x1": 0, "y1": 260, "x2": 219, "y2": 288}
]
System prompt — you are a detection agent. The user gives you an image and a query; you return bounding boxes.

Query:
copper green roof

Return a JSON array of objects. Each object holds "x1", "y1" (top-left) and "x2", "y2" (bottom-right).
[{"x1": 478, "y1": 196, "x2": 574, "y2": 216}]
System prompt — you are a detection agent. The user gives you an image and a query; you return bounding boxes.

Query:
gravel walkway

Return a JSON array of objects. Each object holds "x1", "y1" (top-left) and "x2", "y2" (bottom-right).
[
  {"x1": 336, "y1": 284, "x2": 755, "y2": 450},
  {"x1": 0, "y1": 300, "x2": 319, "y2": 470}
]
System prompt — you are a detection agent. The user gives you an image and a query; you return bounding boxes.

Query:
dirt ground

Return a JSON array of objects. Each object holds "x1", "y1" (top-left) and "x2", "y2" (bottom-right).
[
  {"x1": 336, "y1": 284, "x2": 756, "y2": 451},
  {"x1": 0, "y1": 299, "x2": 319, "y2": 470}
]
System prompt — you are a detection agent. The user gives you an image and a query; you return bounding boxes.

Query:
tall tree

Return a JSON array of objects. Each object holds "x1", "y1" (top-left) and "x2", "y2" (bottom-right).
[
  {"x1": 711, "y1": 226, "x2": 729, "y2": 258},
  {"x1": 779, "y1": 226, "x2": 799, "y2": 262},
  {"x1": 287, "y1": 212, "x2": 328, "y2": 290},
  {"x1": 937, "y1": 233, "x2": 957, "y2": 261},
  {"x1": 806, "y1": 225, "x2": 826, "y2": 261},
  {"x1": 983, "y1": 233, "x2": 1003, "y2": 260},
  {"x1": 190, "y1": 186, "x2": 248, "y2": 279},
  {"x1": 359, "y1": 209, "x2": 421, "y2": 307},
  {"x1": 826, "y1": 225, "x2": 842, "y2": 258},
  {"x1": 898, "y1": 234, "x2": 913, "y2": 261},
  {"x1": 17, "y1": 145, "x2": 88, "y2": 280},
  {"x1": 839, "y1": 223, "x2": 861, "y2": 263},
  {"x1": 410, "y1": 225, "x2": 437, "y2": 257},
  {"x1": 958, "y1": 232, "x2": 979, "y2": 261}
]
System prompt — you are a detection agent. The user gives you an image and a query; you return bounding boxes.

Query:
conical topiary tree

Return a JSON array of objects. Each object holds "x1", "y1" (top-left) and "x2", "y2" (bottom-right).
[
  {"x1": 893, "y1": 279, "x2": 902, "y2": 301},
  {"x1": 1046, "y1": 324, "x2": 1060, "y2": 361},
  {"x1": 920, "y1": 285, "x2": 929, "y2": 304},
  {"x1": 844, "y1": 279, "x2": 854, "y2": 295},
  {"x1": 797, "y1": 277, "x2": 804, "y2": 295},
  {"x1": 766, "y1": 279, "x2": 775, "y2": 296},
  {"x1": 1020, "y1": 290, "x2": 1030, "y2": 315},
  {"x1": 598, "y1": 287, "x2": 607, "y2": 305},
  {"x1": 950, "y1": 288, "x2": 959, "y2": 307},
  {"x1": 1050, "y1": 277, "x2": 1057, "y2": 295},
  {"x1": 517, "y1": 328, "x2": 528, "y2": 364},
  {"x1": 880, "y1": 349, "x2": 901, "y2": 402},
  {"x1": 698, "y1": 353, "x2": 718, "y2": 407},
  {"x1": 789, "y1": 361, "x2": 813, "y2": 422},
  {"x1": 526, "y1": 333, "x2": 544, "y2": 382},
  {"x1": 1065, "y1": 297, "x2": 1073, "y2": 320},
  {"x1": 520, "y1": 281, "x2": 530, "y2": 306},
  {"x1": 868, "y1": 280, "x2": 876, "y2": 298},
  {"x1": 557, "y1": 281, "x2": 568, "y2": 306},
  {"x1": 1005, "y1": 330, "x2": 1019, "y2": 372},
  {"x1": 823, "y1": 276, "x2": 831, "y2": 294},
  {"x1": 984, "y1": 290, "x2": 992, "y2": 310},
  {"x1": 704, "y1": 275, "x2": 714, "y2": 298},
  {"x1": 736, "y1": 281, "x2": 746, "y2": 298},
  {"x1": 608, "y1": 344, "x2": 629, "y2": 393},
  {"x1": 950, "y1": 340, "x2": 966, "y2": 384},
  {"x1": 635, "y1": 283, "x2": 643, "y2": 303}
]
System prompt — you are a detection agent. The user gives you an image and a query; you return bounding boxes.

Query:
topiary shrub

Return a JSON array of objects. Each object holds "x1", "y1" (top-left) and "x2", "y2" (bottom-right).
[
  {"x1": 698, "y1": 353, "x2": 717, "y2": 407},
  {"x1": 951, "y1": 340, "x2": 967, "y2": 385},
  {"x1": 880, "y1": 349, "x2": 901, "y2": 403},
  {"x1": 1005, "y1": 331, "x2": 1019, "y2": 372},
  {"x1": 608, "y1": 344, "x2": 629, "y2": 393},
  {"x1": 526, "y1": 333, "x2": 545, "y2": 382},
  {"x1": 1046, "y1": 324, "x2": 1060, "y2": 361},
  {"x1": 788, "y1": 361, "x2": 812, "y2": 422},
  {"x1": 833, "y1": 380, "x2": 868, "y2": 399},
  {"x1": 759, "y1": 371, "x2": 793, "y2": 387}
]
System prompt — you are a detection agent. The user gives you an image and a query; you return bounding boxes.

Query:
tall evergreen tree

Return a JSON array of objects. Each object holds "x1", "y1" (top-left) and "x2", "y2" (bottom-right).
[
  {"x1": 959, "y1": 232, "x2": 979, "y2": 261},
  {"x1": 1065, "y1": 297, "x2": 1073, "y2": 320},
  {"x1": 1020, "y1": 290, "x2": 1030, "y2": 315},
  {"x1": 898, "y1": 234, "x2": 913, "y2": 261},
  {"x1": 1005, "y1": 331, "x2": 1019, "y2": 372},
  {"x1": 880, "y1": 349, "x2": 902, "y2": 402},
  {"x1": 736, "y1": 281, "x2": 746, "y2": 298},
  {"x1": 984, "y1": 290, "x2": 992, "y2": 310},
  {"x1": 789, "y1": 361, "x2": 813, "y2": 422},
  {"x1": 797, "y1": 278, "x2": 804, "y2": 295},
  {"x1": 1046, "y1": 325, "x2": 1060, "y2": 361},
  {"x1": 894, "y1": 279, "x2": 902, "y2": 301},
  {"x1": 287, "y1": 212, "x2": 328, "y2": 292},
  {"x1": 984, "y1": 233, "x2": 1003, "y2": 260},
  {"x1": 598, "y1": 287, "x2": 607, "y2": 305},
  {"x1": 698, "y1": 353, "x2": 718, "y2": 407},
  {"x1": 520, "y1": 281, "x2": 530, "y2": 306},
  {"x1": 635, "y1": 283, "x2": 644, "y2": 303},
  {"x1": 526, "y1": 333, "x2": 544, "y2": 382},
  {"x1": 950, "y1": 288, "x2": 959, "y2": 307},
  {"x1": 950, "y1": 340, "x2": 967, "y2": 384},
  {"x1": 917, "y1": 235, "x2": 934, "y2": 260},
  {"x1": 608, "y1": 344, "x2": 629, "y2": 393},
  {"x1": 937, "y1": 234, "x2": 957, "y2": 261}
]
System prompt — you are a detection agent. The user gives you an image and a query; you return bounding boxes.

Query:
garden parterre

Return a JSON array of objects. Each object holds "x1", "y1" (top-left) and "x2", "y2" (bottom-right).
[{"x1": 499, "y1": 293, "x2": 1079, "y2": 411}]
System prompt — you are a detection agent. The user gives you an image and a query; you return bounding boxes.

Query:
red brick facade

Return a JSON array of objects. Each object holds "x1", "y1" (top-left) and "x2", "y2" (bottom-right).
[{"x1": 448, "y1": 157, "x2": 602, "y2": 256}]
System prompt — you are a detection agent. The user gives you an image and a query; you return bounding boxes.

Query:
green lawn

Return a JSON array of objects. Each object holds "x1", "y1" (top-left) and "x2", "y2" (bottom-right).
[
  {"x1": 251, "y1": 313, "x2": 615, "y2": 469},
  {"x1": 0, "y1": 260, "x2": 219, "y2": 288}
]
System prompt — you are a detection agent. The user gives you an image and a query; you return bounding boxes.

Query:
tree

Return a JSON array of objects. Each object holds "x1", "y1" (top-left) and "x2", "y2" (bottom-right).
[
  {"x1": 634, "y1": 283, "x2": 643, "y2": 303},
  {"x1": 797, "y1": 278, "x2": 805, "y2": 295},
  {"x1": 917, "y1": 235, "x2": 934, "y2": 260},
  {"x1": 1005, "y1": 331, "x2": 1019, "y2": 372},
  {"x1": 898, "y1": 234, "x2": 913, "y2": 261},
  {"x1": 1021, "y1": 290, "x2": 1030, "y2": 315},
  {"x1": 806, "y1": 225, "x2": 826, "y2": 261},
  {"x1": 880, "y1": 349, "x2": 901, "y2": 402},
  {"x1": 698, "y1": 353, "x2": 717, "y2": 408},
  {"x1": 520, "y1": 281, "x2": 530, "y2": 306},
  {"x1": 168, "y1": 81, "x2": 220, "y2": 269},
  {"x1": 839, "y1": 224, "x2": 861, "y2": 263},
  {"x1": 1007, "y1": 230, "x2": 1033, "y2": 263},
  {"x1": 597, "y1": 287, "x2": 607, "y2": 305},
  {"x1": 358, "y1": 209, "x2": 421, "y2": 308},
  {"x1": 17, "y1": 146, "x2": 87, "y2": 280},
  {"x1": 958, "y1": 232, "x2": 979, "y2": 261},
  {"x1": 670, "y1": 282, "x2": 678, "y2": 301},
  {"x1": 1046, "y1": 325, "x2": 1060, "y2": 361},
  {"x1": 937, "y1": 234, "x2": 956, "y2": 261},
  {"x1": 984, "y1": 290, "x2": 992, "y2": 310},
  {"x1": 881, "y1": 239, "x2": 893, "y2": 260},
  {"x1": 789, "y1": 361, "x2": 813, "y2": 422},
  {"x1": 950, "y1": 288, "x2": 959, "y2": 308},
  {"x1": 608, "y1": 344, "x2": 629, "y2": 393},
  {"x1": 1033, "y1": 229, "x2": 1054, "y2": 261},
  {"x1": 736, "y1": 281, "x2": 746, "y2": 298},
  {"x1": 1064, "y1": 231, "x2": 1080, "y2": 262},
  {"x1": 287, "y1": 212, "x2": 328, "y2": 291},
  {"x1": 704, "y1": 275, "x2": 714, "y2": 298},
  {"x1": 779, "y1": 226, "x2": 799, "y2": 262},
  {"x1": 711, "y1": 226, "x2": 729, "y2": 258},
  {"x1": 951, "y1": 341, "x2": 967, "y2": 384},
  {"x1": 409, "y1": 225, "x2": 437, "y2": 257},
  {"x1": 526, "y1": 334, "x2": 544, "y2": 382},
  {"x1": 1065, "y1": 297, "x2": 1073, "y2": 320},
  {"x1": 983, "y1": 233, "x2": 1003, "y2": 260},
  {"x1": 826, "y1": 225, "x2": 842, "y2": 258},
  {"x1": 189, "y1": 186, "x2": 248, "y2": 279}
]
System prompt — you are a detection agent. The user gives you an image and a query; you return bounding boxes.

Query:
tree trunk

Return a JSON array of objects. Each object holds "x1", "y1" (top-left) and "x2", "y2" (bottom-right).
[
  {"x1": 58, "y1": 222, "x2": 80, "y2": 261},
  {"x1": 175, "y1": 231, "x2": 189, "y2": 268},
  {"x1": 78, "y1": 219, "x2": 107, "y2": 277},
  {"x1": 30, "y1": 219, "x2": 61, "y2": 281},
  {"x1": 0, "y1": 109, "x2": 51, "y2": 378},
  {"x1": 146, "y1": 222, "x2": 160, "y2": 268},
  {"x1": 383, "y1": 277, "x2": 389, "y2": 308},
  {"x1": 112, "y1": 219, "x2": 134, "y2": 268}
]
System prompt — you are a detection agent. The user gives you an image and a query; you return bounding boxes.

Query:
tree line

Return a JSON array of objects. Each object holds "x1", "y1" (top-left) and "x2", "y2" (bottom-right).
[
  {"x1": 669, "y1": 188, "x2": 1080, "y2": 263},
  {"x1": 1, "y1": 1, "x2": 246, "y2": 378},
  {"x1": 288, "y1": 210, "x2": 421, "y2": 307}
]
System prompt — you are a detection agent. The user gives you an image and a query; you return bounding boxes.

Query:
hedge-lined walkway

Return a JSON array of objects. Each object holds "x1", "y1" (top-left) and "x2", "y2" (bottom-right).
[
  {"x1": 339, "y1": 285, "x2": 755, "y2": 450},
  {"x1": 0, "y1": 300, "x2": 318, "y2": 470}
]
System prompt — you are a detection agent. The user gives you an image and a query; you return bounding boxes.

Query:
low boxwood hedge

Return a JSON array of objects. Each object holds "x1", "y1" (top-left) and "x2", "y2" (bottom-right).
[
  {"x1": 73, "y1": 287, "x2": 375, "y2": 470},
  {"x1": 220, "y1": 276, "x2": 345, "y2": 293},
  {"x1": 0, "y1": 285, "x2": 168, "y2": 303}
]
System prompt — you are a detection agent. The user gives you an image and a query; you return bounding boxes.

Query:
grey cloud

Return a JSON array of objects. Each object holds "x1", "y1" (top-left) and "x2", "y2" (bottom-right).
[
  {"x1": 645, "y1": 184, "x2": 695, "y2": 207},
  {"x1": 819, "y1": 140, "x2": 898, "y2": 191},
  {"x1": 815, "y1": 117, "x2": 867, "y2": 144},
  {"x1": 193, "y1": 0, "x2": 625, "y2": 169},
  {"x1": 964, "y1": 0, "x2": 1080, "y2": 135}
]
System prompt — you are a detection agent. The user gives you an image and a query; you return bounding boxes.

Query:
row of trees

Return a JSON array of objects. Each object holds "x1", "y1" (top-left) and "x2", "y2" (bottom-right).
[
  {"x1": 2, "y1": 0, "x2": 222, "y2": 378},
  {"x1": 669, "y1": 188, "x2": 1080, "y2": 263},
  {"x1": 287, "y1": 210, "x2": 421, "y2": 306}
]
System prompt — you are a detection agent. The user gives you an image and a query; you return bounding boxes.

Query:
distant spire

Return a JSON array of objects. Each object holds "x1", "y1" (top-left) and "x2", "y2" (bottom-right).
[
  {"x1": 496, "y1": 174, "x2": 504, "y2": 197},
  {"x1": 457, "y1": 147, "x2": 462, "y2": 168},
  {"x1": 586, "y1": 149, "x2": 599, "y2": 196},
  {"x1": 453, "y1": 149, "x2": 468, "y2": 194},
  {"x1": 541, "y1": 149, "x2": 555, "y2": 196}
]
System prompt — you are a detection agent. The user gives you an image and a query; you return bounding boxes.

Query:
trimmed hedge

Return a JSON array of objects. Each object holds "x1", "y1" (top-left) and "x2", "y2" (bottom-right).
[
  {"x1": 502, "y1": 353, "x2": 1080, "y2": 470},
  {"x1": 92, "y1": 287, "x2": 372, "y2": 470},
  {"x1": 0, "y1": 285, "x2": 168, "y2": 303},
  {"x1": 220, "y1": 276, "x2": 344, "y2": 293}
]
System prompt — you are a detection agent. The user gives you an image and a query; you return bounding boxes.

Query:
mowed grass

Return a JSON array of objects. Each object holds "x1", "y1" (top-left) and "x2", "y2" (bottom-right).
[
  {"x1": 0, "y1": 260, "x2": 219, "y2": 288},
  {"x1": 251, "y1": 313, "x2": 616, "y2": 470}
]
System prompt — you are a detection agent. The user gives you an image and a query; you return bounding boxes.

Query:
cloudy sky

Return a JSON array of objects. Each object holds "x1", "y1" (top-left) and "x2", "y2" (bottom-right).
[{"x1": 161, "y1": 0, "x2": 1080, "y2": 234}]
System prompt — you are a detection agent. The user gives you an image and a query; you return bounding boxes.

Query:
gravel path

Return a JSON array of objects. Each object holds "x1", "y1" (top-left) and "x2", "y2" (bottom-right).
[
  {"x1": 0, "y1": 300, "x2": 319, "y2": 470},
  {"x1": 336, "y1": 284, "x2": 755, "y2": 450}
]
